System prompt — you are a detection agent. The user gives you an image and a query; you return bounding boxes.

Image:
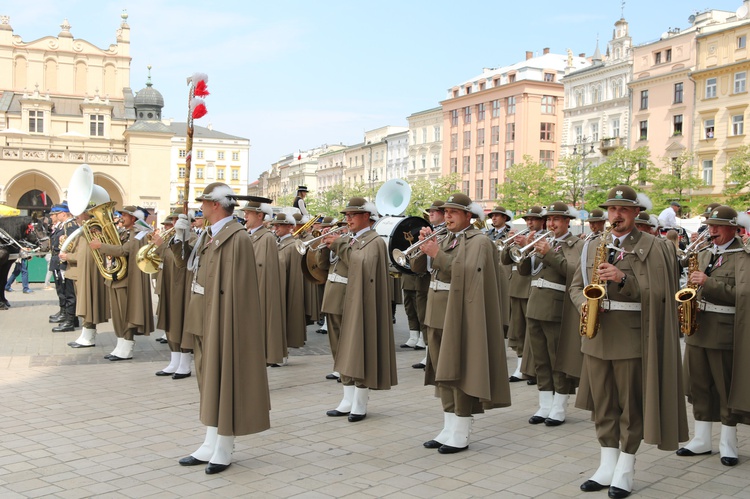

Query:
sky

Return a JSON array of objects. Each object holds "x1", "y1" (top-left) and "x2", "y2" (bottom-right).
[{"x1": 3, "y1": 0, "x2": 746, "y2": 181}]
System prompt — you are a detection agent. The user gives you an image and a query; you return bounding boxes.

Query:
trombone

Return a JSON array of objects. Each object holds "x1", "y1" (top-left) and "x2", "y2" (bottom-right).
[
  {"x1": 392, "y1": 226, "x2": 449, "y2": 267},
  {"x1": 295, "y1": 226, "x2": 348, "y2": 255},
  {"x1": 509, "y1": 230, "x2": 554, "y2": 263},
  {"x1": 293, "y1": 213, "x2": 323, "y2": 238},
  {"x1": 495, "y1": 228, "x2": 529, "y2": 252}
]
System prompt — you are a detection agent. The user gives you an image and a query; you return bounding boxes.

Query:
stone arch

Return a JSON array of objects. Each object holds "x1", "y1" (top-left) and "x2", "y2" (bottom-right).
[
  {"x1": 103, "y1": 63, "x2": 117, "y2": 98},
  {"x1": 3, "y1": 170, "x2": 62, "y2": 210},
  {"x1": 44, "y1": 58, "x2": 58, "y2": 92},
  {"x1": 75, "y1": 60, "x2": 87, "y2": 95},
  {"x1": 92, "y1": 173, "x2": 125, "y2": 209},
  {"x1": 14, "y1": 56, "x2": 27, "y2": 91}
]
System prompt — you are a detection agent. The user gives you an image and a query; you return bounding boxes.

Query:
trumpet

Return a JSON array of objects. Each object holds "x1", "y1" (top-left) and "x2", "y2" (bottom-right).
[
  {"x1": 392, "y1": 226, "x2": 449, "y2": 267},
  {"x1": 509, "y1": 230, "x2": 554, "y2": 263},
  {"x1": 295, "y1": 226, "x2": 348, "y2": 255},
  {"x1": 677, "y1": 230, "x2": 713, "y2": 260},
  {"x1": 495, "y1": 228, "x2": 529, "y2": 252}
]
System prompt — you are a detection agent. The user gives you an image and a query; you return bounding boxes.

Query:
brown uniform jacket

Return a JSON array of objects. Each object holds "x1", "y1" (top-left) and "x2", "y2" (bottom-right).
[
  {"x1": 318, "y1": 233, "x2": 351, "y2": 316},
  {"x1": 278, "y1": 235, "x2": 306, "y2": 349},
  {"x1": 250, "y1": 227, "x2": 286, "y2": 364},
  {"x1": 67, "y1": 231, "x2": 110, "y2": 324}
]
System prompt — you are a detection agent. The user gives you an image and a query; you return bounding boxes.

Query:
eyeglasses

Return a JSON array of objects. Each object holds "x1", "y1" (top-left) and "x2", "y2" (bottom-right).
[{"x1": 344, "y1": 213, "x2": 367, "y2": 219}]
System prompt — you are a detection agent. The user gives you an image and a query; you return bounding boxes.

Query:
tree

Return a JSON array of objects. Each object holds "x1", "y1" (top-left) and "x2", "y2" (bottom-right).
[
  {"x1": 497, "y1": 155, "x2": 561, "y2": 212},
  {"x1": 586, "y1": 146, "x2": 658, "y2": 208},
  {"x1": 724, "y1": 145, "x2": 750, "y2": 207},
  {"x1": 405, "y1": 173, "x2": 461, "y2": 216},
  {"x1": 650, "y1": 150, "x2": 704, "y2": 216},
  {"x1": 556, "y1": 154, "x2": 586, "y2": 208},
  {"x1": 306, "y1": 184, "x2": 349, "y2": 217}
]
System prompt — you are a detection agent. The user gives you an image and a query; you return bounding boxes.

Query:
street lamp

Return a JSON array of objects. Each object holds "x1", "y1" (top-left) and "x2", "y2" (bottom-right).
[
  {"x1": 368, "y1": 169, "x2": 379, "y2": 198},
  {"x1": 573, "y1": 137, "x2": 596, "y2": 211}
]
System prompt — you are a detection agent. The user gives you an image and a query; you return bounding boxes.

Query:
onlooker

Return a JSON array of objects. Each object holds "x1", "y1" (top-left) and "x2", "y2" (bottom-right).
[
  {"x1": 5, "y1": 252, "x2": 32, "y2": 294},
  {"x1": 658, "y1": 201, "x2": 680, "y2": 228}
]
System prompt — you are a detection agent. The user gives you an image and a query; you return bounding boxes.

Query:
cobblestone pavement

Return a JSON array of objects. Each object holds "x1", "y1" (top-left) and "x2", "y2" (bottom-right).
[{"x1": 0, "y1": 283, "x2": 749, "y2": 497}]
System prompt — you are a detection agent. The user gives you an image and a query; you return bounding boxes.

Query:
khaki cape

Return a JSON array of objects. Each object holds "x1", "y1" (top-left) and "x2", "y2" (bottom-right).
[{"x1": 250, "y1": 227, "x2": 286, "y2": 364}]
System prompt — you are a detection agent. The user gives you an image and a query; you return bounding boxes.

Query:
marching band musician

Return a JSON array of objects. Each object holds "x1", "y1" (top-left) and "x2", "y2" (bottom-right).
[
  {"x1": 151, "y1": 210, "x2": 194, "y2": 379},
  {"x1": 49, "y1": 202, "x2": 80, "y2": 332},
  {"x1": 272, "y1": 213, "x2": 306, "y2": 366},
  {"x1": 293, "y1": 213, "x2": 323, "y2": 327},
  {"x1": 676, "y1": 205, "x2": 750, "y2": 467},
  {"x1": 634, "y1": 212, "x2": 659, "y2": 236},
  {"x1": 586, "y1": 209, "x2": 607, "y2": 236},
  {"x1": 321, "y1": 197, "x2": 397, "y2": 423},
  {"x1": 402, "y1": 200, "x2": 444, "y2": 369},
  {"x1": 570, "y1": 185, "x2": 687, "y2": 498},
  {"x1": 517, "y1": 201, "x2": 583, "y2": 427},
  {"x1": 65, "y1": 210, "x2": 111, "y2": 348},
  {"x1": 485, "y1": 206, "x2": 513, "y2": 337},
  {"x1": 411, "y1": 193, "x2": 510, "y2": 454},
  {"x1": 241, "y1": 200, "x2": 286, "y2": 366},
  {"x1": 171, "y1": 182, "x2": 270, "y2": 474},
  {"x1": 89, "y1": 206, "x2": 155, "y2": 361}
]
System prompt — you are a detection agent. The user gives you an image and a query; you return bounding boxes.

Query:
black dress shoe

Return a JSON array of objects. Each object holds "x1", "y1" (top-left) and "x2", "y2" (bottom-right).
[
  {"x1": 104, "y1": 354, "x2": 114, "y2": 360},
  {"x1": 528, "y1": 415, "x2": 546, "y2": 425},
  {"x1": 205, "y1": 462, "x2": 230, "y2": 474},
  {"x1": 544, "y1": 418, "x2": 564, "y2": 426},
  {"x1": 316, "y1": 329, "x2": 327, "y2": 334},
  {"x1": 155, "y1": 370, "x2": 175, "y2": 376},
  {"x1": 580, "y1": 480, "x2": 607, "y2": 492},
  {"x1": 412, "y1": 362, "x2": 426, "y2": 369},
  {"x1": 438, "y1": 444, "x2": 468, "y2": 454},
  {"x1": 48, "y1": 311, "x2": 62, "y2": 320},
  {"x1": 527, "y1": 378, "x2": 537, "y2": 386},
  {"x1": 400, "y1": 343, "x2": 415, "y2": 349},
  {"x1": 413, "y1": 345, "x2": 426, "y2": 351},
  {"x1": 348, "y1": 413, "x2": 366, "y2": 422},
  {"x1": 509, "y1": 376, "x2": 522, "y2": 382},
  {"x1": 317, "y1": 319, "x2": 325, "y2": 326},
  {"x1": 325, "y1": 374, "x2": 339, "y2": 380},
  {"x1": 675, "y1": 447, "x2": 711, "y2": 456},
  {"x1": 608, "y1": 485, "x2": 631, "y2": 498},
  {"x1": 108, "y1": 355, "x2": 132, "y2": 361},
  {"x1": 52, "y1": 322, "x2": 75, "y2": 333},
  {"x1": 49, "y1": 315, "x2": 65, "y2": 324},
  {"x1": 721, "y1": 456, "x2": 739, "y2": 466},
  {"x1": 179, "y1": 456, "x2": 207, "y2": 466},
  {"x1": 172, "y1": 372, "x2": 192, "y2": 380},
  {"x1": 326, "y1": 409, "x2": 349, "y2": 417},
  {"x1": 156, "y1": 338, "x2": 168, "y2": 344},
  {"x1": 69, "y1": 342, "x2": 95, "y2": 348},
  {"x1": 423, "y1": 440, "x2": 442, "y2": 449}
]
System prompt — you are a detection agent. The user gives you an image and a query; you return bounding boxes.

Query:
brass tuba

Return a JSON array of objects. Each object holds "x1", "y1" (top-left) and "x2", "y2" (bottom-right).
[{"x1": 67, "y1": 164, "x2": 128, "y2": 281}]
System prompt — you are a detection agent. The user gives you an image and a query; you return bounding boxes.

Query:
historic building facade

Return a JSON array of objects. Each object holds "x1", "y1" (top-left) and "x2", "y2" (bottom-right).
[{"x1": 406, "y1": 107, "x2": 443, "y2": 182}]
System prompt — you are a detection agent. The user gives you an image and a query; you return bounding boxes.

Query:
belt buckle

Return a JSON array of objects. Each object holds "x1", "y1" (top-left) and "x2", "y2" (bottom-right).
[{"x1": 601, "y1": 299, "x2": 610, "y2": 312}]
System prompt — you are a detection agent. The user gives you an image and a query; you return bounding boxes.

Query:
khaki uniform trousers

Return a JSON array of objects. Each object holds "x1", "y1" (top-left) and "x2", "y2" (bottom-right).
[
  {"x1": 684, "y1": 344, "x2": 738, "y2": 426},
  {"x1": 527, "y1": 318, "x2": 574, "y2": 394},
  {"x1": 108, "y1": 287, "x2": 135, "y2": 340}
]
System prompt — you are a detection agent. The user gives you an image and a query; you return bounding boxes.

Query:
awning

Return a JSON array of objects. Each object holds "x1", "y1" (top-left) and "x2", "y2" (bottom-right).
[{"x1": 0, "y1": 204, "x2": 21, "y2": 216}]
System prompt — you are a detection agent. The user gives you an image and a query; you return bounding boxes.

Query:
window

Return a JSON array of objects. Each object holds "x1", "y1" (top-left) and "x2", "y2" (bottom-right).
[
  {"x1": 639, "y1": 120, "x2": 648, "y2": 140},
  {"x1": 463, "y1": 130, "x2": 471, "y2": 149},
  {"x1": 506, "y1": 96, "x2": 516, "y2": 114},
  {"x1": 540, "y1": 122, "x2": 554, "y2": 141},
  {"x1": 490, "y1": 152, "x2": 499, "y2": 170},
  {"x1": 612, "y1": 80, "x2": 623, "y2": 99},
  {"x1": 477, "y1": 154, "x2": 484, "y2": 172},
  {"x1": 575, "y1": 90, "x2": 584, "y2": 107},
  {"x1": 705, "y1": 119, "x2": 715, "y2": 139},
  {"x1": 673, "y1": 115, "x2": 683, "y2": 135},
  {"x1": 450, "y1": 133, "x2": 458, "y2": 150},
  {"x1": 541, "y1": 95, "x2": 555, "y2": 114},
  {"x1": 654, "y1": 52, "x2": 662, "y2": 64},
  {"x1": 590, "y1": 123, "x2": 599, "y2": 142},
  {"x1": 591, "y1": 86, "x2": 601, "y2": 103},
  {"x1": 489, "y1": 178, "x2": 498, "y2": 199},
  {"x1": 232, "y1": 152, "x2": 239, "y2": 161},
  {"x1": 451, "y1": 109, "x2": 459, "y2": 126},
  {"x1": 217, "y1": 151, "x2": 225, "y2": 160},
  {"x1": 611, "y1": 119, "x2": 620, "y2": 137},
  {"x1": 231, "y1": 169, "x2": 240, "y2": 181},
  {"x1": 217, "y1": 168, "x2": 225, "y2": 180},
  {"x1": 640, "y1": 90, "x2": 648, "y2": 110},
  {"x1": 505, "y1": 150, "x2": 514, "y2": 169},
  {"x1": 666, "y1": 49, "x2": 672, "y2": 62},
  {"x1": 177, "y1": 188, "x2": 185, "y2": 201},
  {"x1": 508, "y1": 74, "x2": 516, "y2": 83},
  {"x1": 574, "y1": 125, "x2": 583, "y2": 143},
  {"x1": 477, "y1": 103, "x2": 485, "y2": 121},
  {"x1": 739, "y1": 35, "x2": 747, "y2": 49},
  {"x1": 464, "y1": 106, "x2": 472, "y2": 124},
  {"x1": 733, "y1": 114, "x2": 744, "y2": 136},
  {"x1": 674, "y1": 82, "x2": 683, "y2": 104},
  {"x1": 412, "y1": 130, "x2": 417, "y2": 143},
  {"x1": 475, "y1": 180, "x2": 484, "y2": 201},
  {"x1": 491, "y1": 126, "x2": 500, "y2": 144},
  {"x1": 434, "y1": 126, "x2": 441, "y2": 141},
  {"x1": 735, "y1": 71, "x2": 746, "y2": 93},
  {"x1": 450, "y1": 157, "x2": 458, "y2": 173},
  {"x1": 706, "y1": 78, "x2": 717, "y2": 98},
  {"x1": 197, "y1": 150, "x2": 204, "y2": 160},
  {"x1": 462, "y1": 181, "x2": 470, "y2": 195},
  {"x1": 196, "y1": 167, "x2": 204, "y2": 179},
  {"x1": 477, "y1": 128, "x2": 485, "y2": 147},
  {"x1": 540, "y1": 150, "x2": 554, "y2": 168},
  {"x1": 506, "y1": 123, "x2": 515, "y2": 142},
  {"x1": 492, "y1": 99, "x2": 501, "y2": 118},
  {"x1": 178, "y1": 167, "x2": 186, "y2": 178},
  {"x1": 29, "y1": 110, "x2": 43, "y2": 133},
  {"x1": 89, "y1": 114, "x2": 105, "y2": 136},
  {"x1": 544, "y1": 73, "x2": 555, "y2": 82},
  {"x1": 433, "y1": 156, "x2": 440, "y2": 169},
  {"x1": 422, "y1": 128, "x2": 427, "y2": 143},
  {"x1": 463, "y1": 156, "x2": 470, "y2": 172},
  {"x1": 179, "y1": 149, "x2": 187, "y2": 158},
  {"x1": 702, "y1": 159, "x2": 713, "y2": 185}
]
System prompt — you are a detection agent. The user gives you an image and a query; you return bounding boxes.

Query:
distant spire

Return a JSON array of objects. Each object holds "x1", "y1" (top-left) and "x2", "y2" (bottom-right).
[
  {"x1": 621, "y1": 0, "x2": 626, "y2": 18},
  {"x1": 146, "y1": 65, "x2": 153, "y2": 87},
  {"x1": 592, "y1": 35, "x2": 602, "y2": 62}
]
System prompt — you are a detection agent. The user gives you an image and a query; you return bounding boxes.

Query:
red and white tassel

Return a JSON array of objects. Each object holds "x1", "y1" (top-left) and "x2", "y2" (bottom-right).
[{"x1": 190, "y1": 98, "x2": 207, "y2": 119}]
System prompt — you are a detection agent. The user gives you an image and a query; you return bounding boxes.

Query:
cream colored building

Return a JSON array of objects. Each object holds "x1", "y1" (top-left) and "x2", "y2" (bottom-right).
[
  {"x1": 691, "y1": 11, "x2": 750, "y2": 195},
  {"x1": 406, "y1": 107, "x2": 443, "y2": 182}
]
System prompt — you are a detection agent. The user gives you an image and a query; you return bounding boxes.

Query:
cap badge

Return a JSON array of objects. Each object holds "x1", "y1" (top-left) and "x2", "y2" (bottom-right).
[
  {"x1": 615, "y1": 190, "x2": 623, "y2": 199},
  {"x1": 711, "y1": 210, "x2": 719, "y2": 218},
  {"x1": 447, "y1": 196, "x2": 454, "y2": 203}
]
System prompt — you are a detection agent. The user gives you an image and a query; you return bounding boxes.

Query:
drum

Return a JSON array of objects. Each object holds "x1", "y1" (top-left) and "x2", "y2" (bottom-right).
[{"x1": 373, "y1": 216, "x2": 430, "y2": 275}]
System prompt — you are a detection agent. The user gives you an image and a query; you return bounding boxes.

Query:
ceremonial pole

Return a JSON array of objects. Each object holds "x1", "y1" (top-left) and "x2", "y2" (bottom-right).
[{"x1": 183, "y1": 73, "x2": 209, "y2": 215}]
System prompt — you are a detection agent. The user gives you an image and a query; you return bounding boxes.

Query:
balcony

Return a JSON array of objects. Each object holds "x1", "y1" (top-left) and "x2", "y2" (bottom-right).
[{"x1": 599, "y1": 137, "x2": 622, "y2": 152}]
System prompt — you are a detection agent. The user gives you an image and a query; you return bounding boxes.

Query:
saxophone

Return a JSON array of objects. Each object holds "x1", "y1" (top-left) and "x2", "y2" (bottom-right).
[
  {"x1": 675, "y1": 251, "x2": 700, "y2": 336},
  {"x1": 579, "y1": 225, "x2": 615, "y2": 339}
]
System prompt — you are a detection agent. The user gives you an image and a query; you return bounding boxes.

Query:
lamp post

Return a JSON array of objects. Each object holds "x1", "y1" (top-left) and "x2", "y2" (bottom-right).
[
  {"x1": 368, "y1": 169, "x2": 379, "y2": 198},
  {"x1": 573, "y1": 137, "x2": 596, "y2": 211}
]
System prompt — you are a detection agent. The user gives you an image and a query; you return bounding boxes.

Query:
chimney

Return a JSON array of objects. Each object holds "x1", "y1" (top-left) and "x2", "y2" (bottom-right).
[
  {"x1": 543, "y1": 47, "x2": 550, "y2": 55},
  {"x1": 579, "y1": 53, "x2": 586, "y2": 58},
  {"x1": 526, "y1": 51, "x2": 533, "y2": 60}
]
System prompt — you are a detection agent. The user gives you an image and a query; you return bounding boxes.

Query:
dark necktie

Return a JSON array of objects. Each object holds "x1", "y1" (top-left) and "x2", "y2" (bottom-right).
[
  {"x1": 704, "y1": 248, "x2": 718, "y2": 276},
  {"x1": 608, "y1": 238, "x2": 621, "y2": 265}
]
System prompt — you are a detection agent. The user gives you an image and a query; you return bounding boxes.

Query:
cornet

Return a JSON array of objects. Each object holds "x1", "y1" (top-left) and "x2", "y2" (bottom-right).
[
  {"x1": 295, "y1": 225, "x2": 348, "y2": 255},
  {"x1": 509, "y1": 230, "x2": 554, "y2": 263},
  {"x1": 392, "y1": 226, "x2": 449, "y2": 267},
  {"x1": 495, "y1": 228, "x2": 529, "y2": 252}
]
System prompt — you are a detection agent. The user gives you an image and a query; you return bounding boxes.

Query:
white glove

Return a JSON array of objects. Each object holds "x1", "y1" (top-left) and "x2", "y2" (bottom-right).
[{"x1": 174, "y1": 214, "x2": 191, "y2": 242}]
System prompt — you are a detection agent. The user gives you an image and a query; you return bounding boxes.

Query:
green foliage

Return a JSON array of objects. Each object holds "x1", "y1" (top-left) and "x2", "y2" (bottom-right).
[
  {"x1": 497, "y1": 155, "x2": 561, "y2": 212},
  {"x1": 649, "y1": 150, "x2": 704, "y2": 216},
  {"x1": 724, "y1": 145, "x2": 750, "y2": 207},
  {"x1": 405, "y1": 173, "x2": 461, "y2": 216},
  {"x1": 586, "y1": 146, "x2": 658, "y2": 209},
  {"x1": 556, "y1": 154, "x2": 585, "y2": 207}
]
